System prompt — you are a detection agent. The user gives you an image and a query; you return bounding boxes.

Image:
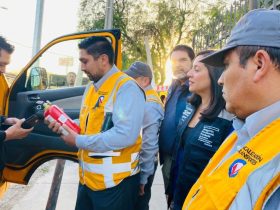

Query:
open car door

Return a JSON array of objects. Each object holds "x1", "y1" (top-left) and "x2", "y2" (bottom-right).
[{"x1": 0, "y1": 30, "x2": 122, "y2": 188}]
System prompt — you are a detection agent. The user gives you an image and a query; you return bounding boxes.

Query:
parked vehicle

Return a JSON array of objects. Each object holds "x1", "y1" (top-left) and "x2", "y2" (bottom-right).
[{"x1": 0, "y1": 29, "x2": 122, "y2": 195}]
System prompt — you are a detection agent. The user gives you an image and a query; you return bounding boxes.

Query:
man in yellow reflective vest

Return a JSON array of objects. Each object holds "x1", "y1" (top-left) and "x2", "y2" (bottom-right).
[
  {"x1": 48, "y1": 37, "x2": 145, "y2": 210},
  {"x1": 182, "y1": 9, "x2": 280, "y2": 210},
  {"x1": 125, "y1": 61, "x2": 164, "y2": 210},
  {"x1": 0, "y1": 35, "x2": 33, "y2": 142},
  {"x1": 0, "y1": 35, "x2": 33, "y2": 197}
]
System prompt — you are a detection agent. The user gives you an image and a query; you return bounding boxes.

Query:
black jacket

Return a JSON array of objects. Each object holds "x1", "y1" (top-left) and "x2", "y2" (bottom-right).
[
  {"x1": 159, "y1": 80, "x2": 190, "y2": 164},
  {"x1": 0, "y1": 131, "x2": 5, "y2": 142},
  {"x1": 0, "y1": 116, "x2": 7, "y2": 171},
  {"x1": 0, "y1": 116, "x2": 6, "y2": 142},
  {"x1": 167, "y1": 103, "x2": 233, "y2": 209}
]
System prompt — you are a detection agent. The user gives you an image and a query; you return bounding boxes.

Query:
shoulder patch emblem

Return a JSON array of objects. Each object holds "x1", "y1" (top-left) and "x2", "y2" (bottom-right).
[{"x1": 228, "y1": 159, "x2": 247, "y2": 178}]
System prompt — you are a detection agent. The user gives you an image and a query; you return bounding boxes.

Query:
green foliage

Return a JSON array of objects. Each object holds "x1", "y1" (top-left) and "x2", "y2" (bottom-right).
[
  {"x1": 78, "y1": 0, "x2": 264, "y2": 83},
  {"x1": 192, "y1": 0, "x2": 249, "y2": 52},
  {"x1": 77, "y1": 0, "x2": 280, "y2": 83},
  {"x1": 78, "y1": 0, "x2": 106, "y2": 30},
  {"x1": 78, "y1": 0, "x2": 201, "y2": 84}
]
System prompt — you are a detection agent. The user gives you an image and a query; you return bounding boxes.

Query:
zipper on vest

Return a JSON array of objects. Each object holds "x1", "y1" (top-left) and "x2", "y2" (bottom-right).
[
  {"x1": 84, "y1": 113, "x2": 89, "y2": 133},
  {"x1": 81, "y1": 112, "x2": 89, "y2": 184},
  {"x1": 186, "y1": 187, "x2": 201, "y2": 209}
]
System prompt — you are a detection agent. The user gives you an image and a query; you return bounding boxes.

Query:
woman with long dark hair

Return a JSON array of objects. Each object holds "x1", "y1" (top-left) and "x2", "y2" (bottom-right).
[{"x1": 167, "y1": 50, "x2": 233, "y2": 210}]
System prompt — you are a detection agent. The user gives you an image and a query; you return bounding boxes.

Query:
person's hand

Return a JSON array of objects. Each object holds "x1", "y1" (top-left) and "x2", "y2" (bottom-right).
[
  {"x1": 47, "y1": 120, "x2": 62, "y2": 133},
  {"x1": 60, "y1": 124, "x2": 78, "y2": 147},
  {"x1": 139, "y1": 184, "x2": 145, "y2": 196},
  {"x1": 4, "y1": 117, "x2": 20, "y2": 125},
  {"x1": 47, "y1": 121, "x2": 78, "y2": 147},
  {"x1": 5, "y1": 119, "x2": 33, "y2": 141}
]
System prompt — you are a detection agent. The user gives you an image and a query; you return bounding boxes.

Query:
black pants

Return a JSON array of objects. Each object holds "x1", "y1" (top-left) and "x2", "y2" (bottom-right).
[
  {"x1": 75, "y1": 173, "x2": 139, "y2": 210},
  {"x1": 135, "y1": 161, "x2": 158, "y2": 210}
]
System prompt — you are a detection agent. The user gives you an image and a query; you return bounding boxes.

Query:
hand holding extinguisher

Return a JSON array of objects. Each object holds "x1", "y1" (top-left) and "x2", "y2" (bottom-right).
[{"x1": 43, "y1": 101, "x2": 80, "y2": 146}]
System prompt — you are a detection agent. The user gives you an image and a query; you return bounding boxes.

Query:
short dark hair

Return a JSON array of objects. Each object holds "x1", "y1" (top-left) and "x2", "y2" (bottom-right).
[
  {"x1": 234, "y1": 46, "x2": 280, "y2": 70},
  {"x1": 78, "y1": 36, "x2": 114, "y2": 65},
  {"x1": 188, "y1": 50, "x2": 225, "y2": 121},
  {"x1": 67, "y1": 71, "x2": 76, "y2": 77},
  {"x1": 170, "y1": 45, "x2": 195, "y2": 61},
  {"x1": 0, "y1": 35, "x2": 14, "y2": 54}
]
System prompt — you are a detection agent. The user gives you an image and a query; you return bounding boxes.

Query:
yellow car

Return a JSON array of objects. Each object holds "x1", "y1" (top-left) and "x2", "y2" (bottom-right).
[{"x1": 0, "y1": 30, "x2": 122, "y2": 196}]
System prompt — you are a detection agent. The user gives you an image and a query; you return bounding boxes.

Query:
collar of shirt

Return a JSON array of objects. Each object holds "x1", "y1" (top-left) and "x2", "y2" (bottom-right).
[
  {"x1": 218, "y1": 100, "x2": 280, "y2": 166},
  {"x1": 170, "y1": 80, "x2": 188, "y2": 96},
  {"x1": 174, "y1": 79, "x2": 188, "y2": 87},
  {"x1": 144, "y1": 85, "x2": 153, "y2": 92},
  {"x1": 93, "y1": 65, "x2": 119, "y2": 90},
  {"x1": 233, "y1": 100, "x2": 280, "y2": 147}
]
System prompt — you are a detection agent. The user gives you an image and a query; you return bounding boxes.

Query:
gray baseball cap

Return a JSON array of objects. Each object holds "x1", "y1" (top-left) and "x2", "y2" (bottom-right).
[
  {"x1": 125, "y1": 61, "x2": 153, "y2": 80},
  {"x1": 201, "y1": 9, "x2": 280, "y2": 67}
]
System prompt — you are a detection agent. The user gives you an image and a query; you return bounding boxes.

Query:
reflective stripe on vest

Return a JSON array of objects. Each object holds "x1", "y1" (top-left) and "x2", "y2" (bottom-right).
[
  {"x1": 183, "y1": 118, "x2": 280, "y2": 210},
  {"x1": 145, "y1": 89, "x2": 163, "y2": 109},
  {"x1": 78, "y1": 71, "x2": 142, "y2": 191}
]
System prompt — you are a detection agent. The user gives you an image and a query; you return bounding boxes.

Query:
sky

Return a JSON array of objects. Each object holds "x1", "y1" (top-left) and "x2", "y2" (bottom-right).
[{"x1": 0, "y1": 0, "x2": 80, "y2": 73}]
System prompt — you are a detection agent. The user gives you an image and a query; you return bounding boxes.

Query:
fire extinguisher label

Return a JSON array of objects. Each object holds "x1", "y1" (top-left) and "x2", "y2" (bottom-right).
[
  {"x1": 58, "y1": 115, "x2": 67, "y2": 123},
  {"x1": 46, "y1": 115, "x2": 55, "y2": 123}
]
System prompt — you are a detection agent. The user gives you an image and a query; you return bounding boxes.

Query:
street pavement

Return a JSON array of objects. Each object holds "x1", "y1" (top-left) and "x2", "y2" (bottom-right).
[{"x1": 0, "y1": 160, "x2": 167, "y2": 210}]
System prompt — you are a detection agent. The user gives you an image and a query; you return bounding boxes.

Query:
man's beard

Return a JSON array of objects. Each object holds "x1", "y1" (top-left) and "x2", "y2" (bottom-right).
[
  {"x1": 172, "y1": 67, "x2": 188, "y2": 80},
  {"x1": 172, "y1": 71, "x2": 188, "y2": 80},
  {"x1": 87, "y1": 73, "x2": 102, "y2": 83}
]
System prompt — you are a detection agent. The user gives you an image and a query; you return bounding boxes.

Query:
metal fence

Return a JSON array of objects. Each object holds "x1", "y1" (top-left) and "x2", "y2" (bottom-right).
[{"x1": 192, "y1": 0, "x2": 280, "y2": 52}]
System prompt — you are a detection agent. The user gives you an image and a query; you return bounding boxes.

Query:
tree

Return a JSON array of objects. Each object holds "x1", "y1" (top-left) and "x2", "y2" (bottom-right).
[
  {"x1": 78, "y1": 0, "x2": 201, "y2": 84},
  {"x1": 78, "y1": 0, "x2": 280, "y2": 83},
  {"x1": 78, "y1": 0, "x2": 106, "y2": 30},
  {"x1": 191, "y1": 0, "x2": 249, "y2": 52}
]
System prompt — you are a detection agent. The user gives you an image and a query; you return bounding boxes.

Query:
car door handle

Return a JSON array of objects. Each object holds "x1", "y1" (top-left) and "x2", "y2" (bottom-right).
[{"x1": 28, "y1": 95, "x2": 41, "y2": 101}]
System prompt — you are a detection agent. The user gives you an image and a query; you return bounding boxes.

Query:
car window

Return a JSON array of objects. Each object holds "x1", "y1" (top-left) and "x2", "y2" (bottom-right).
[{"x1": 25, "y1": 39, "x2": 89, "y2": 91}]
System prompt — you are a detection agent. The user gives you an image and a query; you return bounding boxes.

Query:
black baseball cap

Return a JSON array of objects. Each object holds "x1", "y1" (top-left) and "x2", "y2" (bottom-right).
[
  {"x1": 125, "y1": 61, "x2": 153, "y2": 80},
  {"x1": 201, "y1": 9, "x2": 280, "y2": 67}
]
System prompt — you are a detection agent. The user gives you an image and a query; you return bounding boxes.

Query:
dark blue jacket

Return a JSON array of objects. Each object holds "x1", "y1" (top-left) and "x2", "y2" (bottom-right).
[
  {"x1": 159, "y1": 80, "x2": 190, "y2": 164},
  {"x1": 0, "y1": 116, "x2": 6, "y2": 142},
  {"x1": 167, "y1": 103, "x2": 233, "y2": 210},
  {"x1": 0, "y1": 116, "x2": 6, "y2": 171}
]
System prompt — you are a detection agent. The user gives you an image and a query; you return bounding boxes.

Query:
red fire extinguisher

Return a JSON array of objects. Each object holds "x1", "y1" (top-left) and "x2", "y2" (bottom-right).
[{"x1": 44, "y1": 101, "x2": 81, "y2": 135}]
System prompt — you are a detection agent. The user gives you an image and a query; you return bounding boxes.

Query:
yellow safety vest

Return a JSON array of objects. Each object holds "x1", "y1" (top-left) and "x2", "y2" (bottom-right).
[
  {"x1": 0, "y1": 74, "x2": 9, "y2": 115},
  {"x1": 78, "y1": 71, "x2": 142, "y2": 191},
  {"x1": 145, "y1": 89, "x2": 163, "y2": 109},
  {"x1": 183, "y1": 118, "x2": 280, "y2": 210}
]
